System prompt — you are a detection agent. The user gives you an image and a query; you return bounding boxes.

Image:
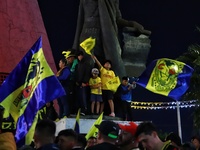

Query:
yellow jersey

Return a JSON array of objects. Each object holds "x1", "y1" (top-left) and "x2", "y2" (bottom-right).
[
  {"x1": 100, "y1": 67, "x2": 115, "y2": 90},
  {"x1": 89, "y1": 77, "x2": 102, "y2": 95}
]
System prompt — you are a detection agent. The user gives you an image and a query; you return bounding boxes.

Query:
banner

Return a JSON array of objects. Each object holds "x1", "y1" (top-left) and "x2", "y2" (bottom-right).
[
  {"x1": 137, "y1": 58, "x2": 194, "y2": 100},
  {"x1": 0, "y1": 36, "x2": 65, "y2": 146}
]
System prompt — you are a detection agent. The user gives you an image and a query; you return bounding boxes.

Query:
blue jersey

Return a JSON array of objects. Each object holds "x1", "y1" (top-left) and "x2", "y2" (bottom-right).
[{"x1": 119, "y1": 84, "x2": 132, "y2": 102}]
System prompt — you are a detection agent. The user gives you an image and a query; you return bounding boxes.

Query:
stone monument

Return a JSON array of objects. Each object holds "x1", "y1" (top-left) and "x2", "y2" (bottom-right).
[{"x1": 122, "y1": 27, "x2": 151, "y2": 77}]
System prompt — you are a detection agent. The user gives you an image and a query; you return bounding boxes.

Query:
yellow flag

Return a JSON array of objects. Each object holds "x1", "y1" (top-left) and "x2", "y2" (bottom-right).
[
  {"x1": 25, "y1": 112, "x2": 39, "y2": 145},
  {"x1": 105, "y1": 76, "x2": 121, "y2": 93},
  {"x1": 85, "y1": 112, "x2": 103, "y2": 140},
  {"x1": 80, "y1": 37, "x2": 96, "y2": 55}
]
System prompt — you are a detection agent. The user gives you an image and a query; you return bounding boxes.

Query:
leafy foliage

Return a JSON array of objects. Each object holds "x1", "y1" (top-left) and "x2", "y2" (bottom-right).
[{"x1": 176, "y1": 39, "x2": 200, "y2": 128}]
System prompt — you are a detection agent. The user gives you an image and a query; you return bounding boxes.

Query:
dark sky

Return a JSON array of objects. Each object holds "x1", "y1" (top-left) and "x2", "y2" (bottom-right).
[
  {"x1": 38, "y1": 0, "x2": 200, "y2": 142},
  {"x1": 38, "y1": 0, "x2": 200, "y2": 65}
]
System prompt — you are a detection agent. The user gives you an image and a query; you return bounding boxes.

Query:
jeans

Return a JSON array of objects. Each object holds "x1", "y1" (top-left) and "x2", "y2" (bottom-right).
[
  {"x1": 57, "y1": 91, "x2": 69, "y2": 118},
  {"x1": 76, "y1": 86, "x2": 89, "y2": 114}
]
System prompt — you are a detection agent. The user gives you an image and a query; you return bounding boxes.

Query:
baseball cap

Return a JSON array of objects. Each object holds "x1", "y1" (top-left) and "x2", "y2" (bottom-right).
[
  {"x1": 63, "y1": 50, "x2": 76, "y2": 59},
  {"x1": 118, "y1": 122, "x2": 138, "y2": 136},
  {"x1": 91, "y1": 68, "x2": 99, "y2": 74},
  {"x1": 95, "y1": 121, "x2": 120, "y2": 139}
]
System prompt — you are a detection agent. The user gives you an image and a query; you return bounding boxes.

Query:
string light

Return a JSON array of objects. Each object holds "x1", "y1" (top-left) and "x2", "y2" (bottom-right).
[{"x1": 131, "y1": 100, "x2": 200, "y2": 110}]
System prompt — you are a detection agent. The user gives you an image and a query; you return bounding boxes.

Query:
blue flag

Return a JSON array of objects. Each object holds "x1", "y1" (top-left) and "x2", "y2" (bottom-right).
[
  {"x1": 0, "y1": 37, "x2": 65, "y2": 146},
  {"x1": 137, "y1": 58, "x2": 194, "y2": 101}
]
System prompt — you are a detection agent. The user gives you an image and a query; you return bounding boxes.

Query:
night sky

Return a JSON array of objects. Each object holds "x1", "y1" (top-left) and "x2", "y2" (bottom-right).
[
  {"x1": 38, "y1": 0, "x2": 200, "y2": 142},
  {"x1": 38, "y1": 0, "x2": 200, "y2": 65}
]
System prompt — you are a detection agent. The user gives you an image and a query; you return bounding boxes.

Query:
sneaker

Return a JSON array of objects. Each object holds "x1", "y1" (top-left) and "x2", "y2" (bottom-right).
[{"x1": 109, "y1": 112, "x2": 115, "y2": 117}]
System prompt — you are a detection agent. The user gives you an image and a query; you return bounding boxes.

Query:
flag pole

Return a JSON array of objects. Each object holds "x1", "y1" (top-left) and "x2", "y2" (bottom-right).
[{"x1": 176, "y1": 101, "x2": 182, "y2": 143}]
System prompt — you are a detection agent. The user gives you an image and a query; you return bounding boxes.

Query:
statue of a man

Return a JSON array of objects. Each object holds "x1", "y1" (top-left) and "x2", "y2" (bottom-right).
[{"x1": 72, "y1": 0, "x2": 151, "y2": 78}]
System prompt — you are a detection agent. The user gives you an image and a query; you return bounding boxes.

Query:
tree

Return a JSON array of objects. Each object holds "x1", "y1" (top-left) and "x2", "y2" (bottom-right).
[{"x1": 176, "y1": 27, "x2": 200, "y2": 128}]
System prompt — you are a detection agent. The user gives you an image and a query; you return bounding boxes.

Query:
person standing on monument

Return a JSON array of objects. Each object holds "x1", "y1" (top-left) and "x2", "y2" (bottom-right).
[
  {"x1": 89, "y1": 68, "x2": 102, "y2": 115},
  {"x1": 64, "y1": 49, "x2": 79, "y2": 115},
  {"x1": 56, "y1": 58, "x2": 71, "y2": 118},
  {"x1": 75, "y1": 51, "x2": 92, "y2": 116},
  {"x1": 72, "y1": 0, "x2": 151, "y2": 78},
  {"x1": 91, "y1": 55, "x2": 116, "y2": 117},
  {"x1": 116, "y1": 76, "x2": 136, "y2": 121}
]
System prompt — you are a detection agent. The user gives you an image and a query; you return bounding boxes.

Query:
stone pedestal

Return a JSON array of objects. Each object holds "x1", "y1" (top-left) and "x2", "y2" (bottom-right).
[
  {"x1": 55, "y1": 117, "x2": 142, "y2": 135},
  {"x1": 122, "y1": 27, "x2": 151, "y2": 77}
]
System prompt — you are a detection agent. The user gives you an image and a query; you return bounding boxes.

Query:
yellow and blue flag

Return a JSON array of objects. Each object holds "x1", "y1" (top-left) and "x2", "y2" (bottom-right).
[
  {"x1": 0, "y1": 37, "x2": 65, "y2": 146},
  {"x1": 137, "y1": 58, "x2": 194, "y2": 101},
  {"x1": 74, "y1": 108, "x2": 81, "y2": 134},
  {"x1": 25, "y1": 111, "x2": 39, "y2": 145},
  {"x1": 85, "y1": 112, "x2": 103, "y2": 140}
]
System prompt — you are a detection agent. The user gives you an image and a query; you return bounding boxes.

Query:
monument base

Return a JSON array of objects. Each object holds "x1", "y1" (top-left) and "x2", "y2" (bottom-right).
[
  {"x1": 122, "y1": 28, "x2": 151, "y2": 77},
  {"x1": 55, "y1": 115, "x2": 142, "y2": 135}
]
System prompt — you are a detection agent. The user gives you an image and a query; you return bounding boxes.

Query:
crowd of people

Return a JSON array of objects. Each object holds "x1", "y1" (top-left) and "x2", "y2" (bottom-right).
[
  {"x1": 56, "y1": 48, "x2": 137, "y2": 120},
  {"x1": 1, "y1": 49, "x2": 198, "y2": 149},
  {"x1": 1, "y1": 106, "x2": 200, "y2": 150},
  {"x1": 22, "y1": 120, "x2": 200, "y2": 150}
]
